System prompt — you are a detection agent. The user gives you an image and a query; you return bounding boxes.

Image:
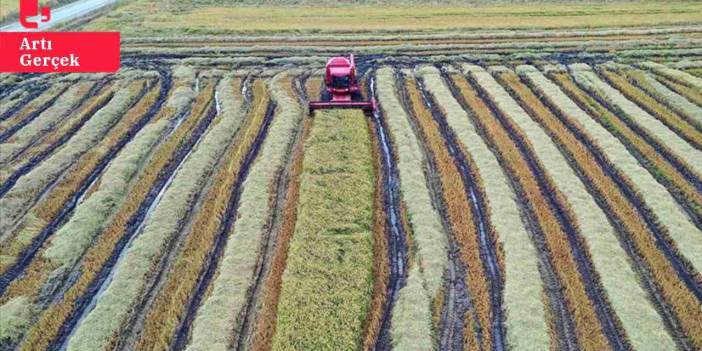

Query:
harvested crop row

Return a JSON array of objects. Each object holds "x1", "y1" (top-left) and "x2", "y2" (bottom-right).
[
  {"x1": 252, "y1": 88, "x2": 310, "y2": 351},
  {"x1": 0, "y1": 81, "x2": 95, "y2": 165},
  {"x1": 271, "y1": 108, "x2": 375, "y2": 351},
  {"x1": 376, "y1": 67, "x2": 448, "y2": 350},
  {"x1": 0, "y1": 79, "x2": 145, "y2": 251},
  {"x1": 549, "y1": 69, "x2": 702, "y2": 234},
  {"x1": 640, "y1": 61, "x2": 702, "y2": 90},
  {"x1": 418, "y1": 66, "x2": 550, "y2": 351},
  {"x1": 62, "y1": 80, "x2": 221, "y2": 351},
  {"x1": 403, "y1": 73, "x2": 493, "y2": 350},
  {"x1": 653, "y1": 74, "x2": 702, "y2": 107},
  {"x1": 521, "y1": 66, "x2": 702, "y2": 350},
  {"x1": 454, "y1": 67, "x2": 613, "y2": 351},
  {"x1": 0, "y1": 83, "x2": 115, "y2": 188},
  {"x1": 598, "y1": 68, "x2": 702, "y2": 149},
  {"x1": 0, "y1": 79, "x2": 157, "y2": 281},
  {"x1": 185, "y1": 72, "x2": 302, "y2": 351},
  {"x1": 134, "y1": 77, "x2": 264, "y2": 350},
  {"x1": 501, "y1": 67, "x2": 678, "y2": 349},
  {"x1": 571, "y1": 65, "x2": 702, "y2": 178},
  {"x1": 14, "y1": 68, "x2": 209, "y2": 351},
  {"x1": 567, "y1": 65, "x2": 702, "y2": 273},
  {"x1": 0, "y1": 83, "x2": 68, "y2": 138},
  {"x1": 623, "y1": 68, "x2": 702, "y2": 128}
]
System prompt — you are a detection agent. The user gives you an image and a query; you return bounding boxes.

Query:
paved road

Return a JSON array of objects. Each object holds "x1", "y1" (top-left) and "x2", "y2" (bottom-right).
[{"x1": 0, "y1": 0, "x2": 115, "y2": 31}]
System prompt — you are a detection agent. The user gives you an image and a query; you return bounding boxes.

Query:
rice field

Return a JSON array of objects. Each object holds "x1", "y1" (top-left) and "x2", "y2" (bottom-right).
[{"x1": 1, "y1": 6, "x2": 702, "y2": 351}]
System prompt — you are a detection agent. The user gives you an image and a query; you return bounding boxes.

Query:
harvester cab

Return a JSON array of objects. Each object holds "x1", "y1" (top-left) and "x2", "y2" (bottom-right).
[{"x1": 308, "y1": 54, "x2": 377, "y2": 115}]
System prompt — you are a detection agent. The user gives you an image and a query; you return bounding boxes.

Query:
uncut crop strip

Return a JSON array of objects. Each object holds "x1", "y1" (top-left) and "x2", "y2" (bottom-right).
[
  {"x1": 622, "y1": 68, "x2": 702, "y2": 128},
  {"x1": 0, "y1": 82, "x2": 115, "y2": 188},
  {"x1": 418, "y1": 66, "x2": 551, "y2": 351},
  {"x1": 571, "y1": 66, "x2": 702, "y2": 183},
  {"x1": 62, "y1": 80, "x2": 221, "y2": 351},
  {"x1": 597, "y1": 68, "x2": 702, "y2": 150},
  {"x1": 185, "y1": 72, "x2": 301, "y2": 351},
  {"x1": 567, "y1": 66, "x2": 702, "y2": 274},
  {"x1": 0, "y1": 80, "x2": 96, "y2": 165},
  {"x1": 0, "y1": 83, "x2": 69, "y2": 141},
  {"x1": 133, "y1": 78, "x2": 270, "y2": 351},
  {"x1": 403, "y1": 71, "x2": 500, "y2": 351},
  {"x1": 548, "y1": 70, "x2": 702, "y2": 290},
  {"x1": 13, "y1": 69, "x2": 212, "y2": 351},
  {"x1": 251, "y1": 76, "x2": 311, "y2": 351},
  {"x1": 521, "y1": 66, "x2": 702, "y2": 350},
  {"x1": 270, "y1": 107, "x2": 375, "y2": 350},
  {"x1": 365, "y1": 72, "x2": 409, "y2": 351},
  {"x1": 0, "y1": 79, "x2": 146, "y2": 259},
  {"x1": 376, "y1": 67, "x2": 448, "y2": 350},
  {"x1": 0, "y1": 79, "x2": 158, "y2": 284},
  {"x1": 451, "y1": 67, "x2": 615, "y2": 350},
  {"x1": 499, "y1": 67, "x2": 680, "y2": 349}
]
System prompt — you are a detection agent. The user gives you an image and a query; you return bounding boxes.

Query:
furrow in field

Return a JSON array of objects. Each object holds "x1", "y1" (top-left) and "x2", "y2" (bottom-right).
[
  {"x1": 375, "y1": 67, "x2": 448, "y2": 350},
  {"x1": 566, "y1": 64, "x2": 702, "y2": 274},
  {"x1": 0, "y1": 82, "x2": 115, "y2": 187},
  {"x1": 59, "y1": 78, "x2": 225, "y2": 351},
  {"x1": 521, "y1": 65, "x2": 702, "y2": 351},
  {"x1": 499, "y1": 67, "x2": 679, "y2": 350},
  {"x1": 0, "y1": 83, "x2": 69, "y2": 141},
  {"x1": 131, "y1": 77, "x2": 269, "y2": 351},
  {"x1": 548, "y1": 69, "x2": 702, "y2": 230},
  {"x1": 622, "y1": 68, "x2": 702, "y2": 128},
  {"x1": 184, "y1": 72, "x2": 302, "y2": 351},
  {"x1": 0, "y1": 79, "x2": 146, "y2": 258},
  {"x1": 419, "y1": 66, "x2": 551, "y2": 351},
  {"x1": 0, "y1": 80, "x2": 97, "y2": 166},
  {"x1": 468, "y1": 65, "x2": 628, "y2": 350},
  {"x1": 12, "y1": 68, "x2": 210, "y2": 351},
  {"x1": 571, "y1": 65, "x2": 702, "y2": 181},
  {"x1": 365, "y1": 72, "x2": 410, "y2": 351},
  {"x1": 0, "y1": 68, "x2": 177, "y2": 349},
  {"x1": 652, "y1": 74, "x2": 702, "y2": 108},
  {"x1": 597, "y1": 67, "x2": 702, "y2": 150},
  {"x1": 0, "y1": 78, "x2": 158, "y2": 284},
  {"x1": 404, "y1": 70, "x2": 498, "y2": 351},
  {"x1": 250, "y1": 76, "x2": 312, "y2": 351},
  {"x1": 0, "y1": 88, "x2": 35, "y2": 121},
  {"x1": 640, "y1": 61, "x2": 702, "y2": 90}
]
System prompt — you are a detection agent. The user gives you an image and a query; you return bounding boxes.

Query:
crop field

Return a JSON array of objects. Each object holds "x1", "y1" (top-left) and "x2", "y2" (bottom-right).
[{"x1": 1, "y1": 1, "x2": 702, "y2": 350}]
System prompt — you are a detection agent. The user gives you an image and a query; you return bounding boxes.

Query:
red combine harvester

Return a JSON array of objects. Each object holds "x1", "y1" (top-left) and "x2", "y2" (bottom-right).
[{"x1": 308, "y1": 54, "x2": 377, "y2": 115}]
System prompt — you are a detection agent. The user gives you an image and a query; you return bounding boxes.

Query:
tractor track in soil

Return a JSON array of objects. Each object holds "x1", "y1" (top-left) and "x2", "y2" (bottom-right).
[
  {"x1": 442, "y1": 69, "x2": 580, "y2": 351},
  {"x1": 168, "y1": 79, "x2": 277, "y2": 351},
  {"x1": 0, "y1": 79, "x2": 115, "y2": 198},
  {"x1": 560, "y1": 71, "x2": 702, "y2": 301},
  {"x1": 464, "y1": 73, "x2": 629, "y2": 351},
  {"x1": 522, "y1": 74, "x2": 697, "y2": 351},
  {"x1": 544, "y1": 72, "x2": 702, "y2": 301},
  {"x1": 567, "y1": 69, "x2": 702, "y2": 194},
  {"x1": 396, "y1": 72, "x2": 475, "y2": 351},
  {"x1": 368, "y1": 71, "x2": 409, "y2": 351},
  {"x1": 419, "y1": 71, "x2": 507, "y2": 351},
  {"x1": 2, "y1": 78, "x2": 111, "y2": 166},
  {"x1": 0, "y1": 76, "x2": 167, "y2": 295},
  {"x1": 115, "y1": 84, "x2": 226, "y2": 351},
  {"x1": 0, "y1": 81, "x2": 50, "y2": 122},
  {"x1": 0, "y1": 84, "x2": 71, "y2": 144},
  {"x1": 229, "y1": 74, "x2": 306, "y2": 351},
  {"x1": 115, "y1": 83, "x2": 270, "y2": 350},
  {"x1": 43, "y1": 73, "x2": 220, "y2": 351}
]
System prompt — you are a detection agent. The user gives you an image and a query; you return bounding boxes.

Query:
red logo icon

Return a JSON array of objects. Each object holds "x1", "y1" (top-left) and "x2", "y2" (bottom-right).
[{"x1": 19, "y1": 0, "x2": 51, "y2": 29}]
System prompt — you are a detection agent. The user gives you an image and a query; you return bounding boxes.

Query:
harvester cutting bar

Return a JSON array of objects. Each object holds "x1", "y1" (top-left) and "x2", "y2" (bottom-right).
[{"x1": 308, "y1": 100, "x2": 376, "y2": 114}]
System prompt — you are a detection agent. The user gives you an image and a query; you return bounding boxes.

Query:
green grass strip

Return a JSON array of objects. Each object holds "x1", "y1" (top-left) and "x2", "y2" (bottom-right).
[{"x1": 271, "y1": 109, "x2": 375, "y2": 351}]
